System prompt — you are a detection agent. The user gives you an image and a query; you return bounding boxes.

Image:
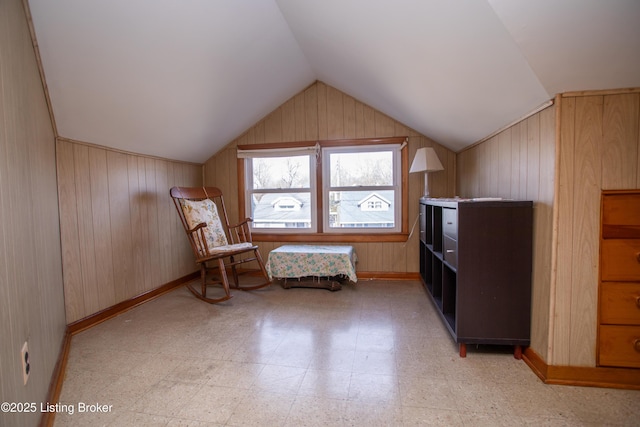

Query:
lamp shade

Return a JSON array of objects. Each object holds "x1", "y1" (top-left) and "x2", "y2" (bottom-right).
[{"x1": 409, "y1": 147, "x2": 444, "y2": 173}]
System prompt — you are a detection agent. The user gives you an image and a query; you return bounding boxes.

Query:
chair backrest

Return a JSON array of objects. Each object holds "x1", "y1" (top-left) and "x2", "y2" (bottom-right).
[{"x1": 170, "y1": 187, "x2": 232, "y2": 258}]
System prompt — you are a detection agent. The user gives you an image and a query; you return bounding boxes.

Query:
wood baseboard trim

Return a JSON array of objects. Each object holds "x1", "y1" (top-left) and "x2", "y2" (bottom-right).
[
  {"x1": 357, "y1": 272, "x2": 420, "y2": 280},
  {"x1": 39, "y1": 329, "x2": 71, "y2": 427},
  {"x1": 523, "y1": 347, "x2": 640, "y2": 390},
  {"x1": 68, "y1": 271, "x2": 198, "y2": 335}
]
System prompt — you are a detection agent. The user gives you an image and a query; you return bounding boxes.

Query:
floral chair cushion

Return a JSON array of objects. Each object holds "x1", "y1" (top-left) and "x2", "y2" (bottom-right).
[{"x1": 181, "y1": 198, "x2": 229, "y2": 250}]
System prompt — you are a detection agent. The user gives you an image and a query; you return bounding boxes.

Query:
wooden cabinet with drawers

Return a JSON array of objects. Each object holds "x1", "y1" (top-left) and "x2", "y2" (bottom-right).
[
  {"x1": 419, "y1": 198, "x2": 533, "y2": 357},
  {"x1": 599, "y1": 191, "x2": 640, "y2": 369}
]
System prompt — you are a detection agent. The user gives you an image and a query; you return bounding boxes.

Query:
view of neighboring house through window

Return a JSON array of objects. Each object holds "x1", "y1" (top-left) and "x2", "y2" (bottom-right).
[
  {"x1": 323, "y1": 145, "x2": 400, "y2": 232},
  {"x1": 238, "y1": 137, "x2": 407, "y2": 238},
  {"x1": 246, "y1": 153, "x2": 316, "y2": 231}
]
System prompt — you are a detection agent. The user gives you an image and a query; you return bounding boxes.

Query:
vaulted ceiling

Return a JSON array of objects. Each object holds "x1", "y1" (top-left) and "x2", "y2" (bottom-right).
[{"x1": 28, "y1": 0, "x2": 640, "y2": 163}]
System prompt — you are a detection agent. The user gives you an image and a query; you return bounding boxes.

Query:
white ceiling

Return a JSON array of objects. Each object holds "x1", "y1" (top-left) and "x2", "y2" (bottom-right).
[{"x1": 28, "y1": 0, "x2": 640, "y2": 163}]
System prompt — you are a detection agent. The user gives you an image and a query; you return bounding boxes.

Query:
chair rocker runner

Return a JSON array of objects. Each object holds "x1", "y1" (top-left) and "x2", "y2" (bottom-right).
[{"x1": 170, "y1": 186, "x2": 271, "y2": 303}]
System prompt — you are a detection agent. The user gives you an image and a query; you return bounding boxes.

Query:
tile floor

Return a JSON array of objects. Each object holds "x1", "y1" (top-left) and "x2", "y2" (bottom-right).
[{"x1": 55, "y1": 279, "x2": 639, "y2": 426}]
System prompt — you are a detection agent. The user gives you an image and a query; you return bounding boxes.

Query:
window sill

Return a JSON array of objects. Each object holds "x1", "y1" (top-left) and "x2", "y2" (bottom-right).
[{"x1": 252, "y1": 232, "x2": 410, "y2": 243}]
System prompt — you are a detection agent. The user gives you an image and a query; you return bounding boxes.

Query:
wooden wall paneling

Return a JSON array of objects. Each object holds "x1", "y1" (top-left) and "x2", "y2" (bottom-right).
[
  {"x1": 294, "y1": 91, "x2": 306, "y2": 141},
  {"x1": 552, "y1": 96, "x2": 576, "y2": 365},
  {"x1": 602, "y1": 93, "x2": 639, "y2": 189},
  {"x1": 264, "y1": 108, "x2": 283, "y2": 143},
  {"x1": 517, "y1": 120, "x2": 529, "y2": 200},
  {"x1": 531, "y1": 105, "x2": 555, "y2": 361},
  {"x1": 127, "y1": 155, "x2": 146, "y2": 297},
  {"x1": 375, "y1": 111, "x2": 395, "y2": 137},
  {"x1": 456, "y1": 150, "x2": 467, "y2": 197},
  {"x1": 327, "y1": 85, "x2": 344, "y2": 139},
  {"x1": 304, "y1": 84, "x2": 318, "y2": 140},
  {"x1": 56, "y1": 140, "x2": 84, "y2": 322},
  {"x1": 136, "y1": 156, "x2": 153, "y2": 293},
  {"x1": 89, "y1": 147, "x2": 116, "y2": 309},
  {"x1": 171, "y1": 163, "x2": 188, "y2": 275},
  {"x1": 155, "y1": 159, "x2": 172, "y2": 283},
  {"x1": 107, "y1": 151, "x2": 135, "y2": 301},
  {"x1": 1, "y1": 2, "x2": 66, "y2": 420},
  {"x1": 165, "y1": 161, "x2": 177, "y2": 280},
  {"x1": 73, "y1": 144, "x2": 100, "y2": 315},
  {"x1": 281, "y1": 97, "x2": 296, "y2": 142},
  {"x1": 526, "y1": 114, "x2": 541, "y2": 201},
  {"x1": 488, "y1": 136, "x2": 500, "y2": 195},
  {"x1": 569, "y1": 96, "x2": 603, "y2": 366},
  {"x1": 362, "y1": 104, "x2": 376, "y2": 138},
  {"x1": 352, "y1": 242, "x2": 369, "y2": 273},
  {"x1": 344, "y1": 95, "x2": 356, "y2": 139},
  {"x1": 498, "y1": 129, "x2": 512, "y2": 198},
  {"x1": 317, "y1": 82, "x2": 328, "y2": 140},
  {"x1": 477, "y1": 140, "x2": 489, "y2": 196},
  {"x1": 144, "y1": 157, "x2": 161, "y2": 291},
  {"x1": 509, "y1": 123, "x2": 521, "y2": 199},
  {"x1": 354, "y1": 99, "x2": 365, "y2": 138}
]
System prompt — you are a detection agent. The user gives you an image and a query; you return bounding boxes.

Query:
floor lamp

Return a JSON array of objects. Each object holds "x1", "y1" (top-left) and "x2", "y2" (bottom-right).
[{"x1": 410, "y1": 147, "x2": 444, "y2": 197}]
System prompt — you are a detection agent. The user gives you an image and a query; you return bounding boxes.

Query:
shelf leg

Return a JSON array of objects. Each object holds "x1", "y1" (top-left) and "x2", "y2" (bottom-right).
[
  {"x1": 514, "y1": 345, "x2": 523, "y2": 360},
  {"x1": 459, "y1": 343, "x2": 467, "y2": 358}
]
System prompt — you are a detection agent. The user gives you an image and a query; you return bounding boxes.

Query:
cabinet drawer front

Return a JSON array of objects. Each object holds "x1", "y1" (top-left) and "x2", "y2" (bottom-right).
[
  {"x1": 599, "y1": 325, "x2": 640, "y2": 368},
  {"x1": 600, "y1": 282, "x2": 640, "y2": 325},
  {"x1": 443, "y1": 235, "x2": 457, "y2": 269},
  {"x1": 443, "y1": 208, "x2": 457, "y2": 239},
  {"x1": 601, "y1": 240, "x2": 640, "y2": 281},
  {"x1": 602, "y1": 193, "x2": 640, "y2": 238}
]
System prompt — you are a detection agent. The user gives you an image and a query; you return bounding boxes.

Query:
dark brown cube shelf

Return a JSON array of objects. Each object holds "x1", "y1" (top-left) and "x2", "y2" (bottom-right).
[{"x1": 419, "y1": 198, "x2": 533, "y2": 358}]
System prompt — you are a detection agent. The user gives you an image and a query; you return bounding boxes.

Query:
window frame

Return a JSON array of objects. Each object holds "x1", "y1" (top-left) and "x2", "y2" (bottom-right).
[
  {"x1": 322, "y1": 143, "x2": 402, "y2": 234},
  {"x1": 237, "y1": 137, "x2": 409, "y2": 243}
]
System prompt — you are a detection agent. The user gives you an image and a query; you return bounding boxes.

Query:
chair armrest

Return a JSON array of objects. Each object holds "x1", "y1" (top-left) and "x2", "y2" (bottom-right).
[
  {"x1": 227, "y1": 218, "x2": 253, "y2": 229},
  {"x1": 227, "y1": 218, "x2": 254, "y2": 244},
  {"x1": 186, "y1": 222, "x2": 208, "y2": 234},
  {"x1": 185, "y1": 222, "x2": 211, "y2": 257}
]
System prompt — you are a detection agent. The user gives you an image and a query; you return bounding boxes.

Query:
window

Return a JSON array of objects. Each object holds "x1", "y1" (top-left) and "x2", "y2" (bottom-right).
[
  {"x1": 242, "y1": 151, "x2": 317, "y2": 232},
  {"x1": 323, "y1": 145, "x2": 401, "y2": 232},
  {"x1": 237, "y1": 137, "x2": 408, "y2": 242}
]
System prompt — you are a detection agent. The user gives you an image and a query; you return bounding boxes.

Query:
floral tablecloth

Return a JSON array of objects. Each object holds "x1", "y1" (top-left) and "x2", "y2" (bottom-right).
[{"x1": 266, "y1": 245, "x2": 358, "y2": 283}]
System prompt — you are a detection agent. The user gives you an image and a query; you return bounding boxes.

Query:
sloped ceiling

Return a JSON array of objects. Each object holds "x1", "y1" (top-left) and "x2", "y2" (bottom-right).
[{"x1": 28, "y1": 0, "x2": 640, "y2": 163}]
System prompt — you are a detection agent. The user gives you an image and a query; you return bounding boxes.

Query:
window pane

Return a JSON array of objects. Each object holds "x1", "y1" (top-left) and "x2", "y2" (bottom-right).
[
  {"x1": 330, "y1": 151, "x2": 393, "y2": 187},
  {"x1": 329, "y1": 190, "x2": 395, "y2": 228},
  {"x1": 252, "y1": 156, "x2": 310, "y2": 189},
  {"x1": 251, "y1": 192, "x2": 311, "y2": 229}
]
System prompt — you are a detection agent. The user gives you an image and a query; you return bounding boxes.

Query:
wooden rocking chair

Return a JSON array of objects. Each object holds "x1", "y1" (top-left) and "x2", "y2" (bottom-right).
[{"x1": 170, "y1": 186, "x2": 271, "y2": 303}]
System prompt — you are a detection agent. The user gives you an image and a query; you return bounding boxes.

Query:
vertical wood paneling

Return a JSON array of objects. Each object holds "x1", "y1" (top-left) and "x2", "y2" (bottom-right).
[
  {"x1": 89, "y1": 147, "x2": 116, "y2": 308},
  {"x1": 569, "y1": 96, "x2": 602, "y2": 366},
  {"x1": 526, "y1": 114, "x2": 541, "y2": 200},
  {"x1": 498, "y1": 130, "x2": 512, "y2": 198},
  {"x1": 128, "y1": 155, "x2": 146, "y2": 296},
  {"x1": 107, "y1": 151, "x2": 134, "y2": 301},
  {"x1": 552, "y1": 96, "x2": 576, "y2": 364},
  {"x1": 551, "y1": 90, "x2": 640, "y2": 367},
  {"x1": 74, "y1": 144, "x2": 100, "y2": 314},
  {"x1": 518, "y1": 120, "x2": 529, "y2": 200},
  {"x1": 281, "y1": 98, "x2": 296, "y2": 142},
  {"x1": 56, "y1": 141, "x2": 84, "y2": 320},
  {"x1": 57, "y1": 141, "x2": 203, "y2": 322},
  {"x1": 602, "y1": 94, "x2": 639, "y2": 189},
  {"x1": 304, "y1": 84, "x2": 318, "y2": 140},
  {"x1": 1, "y1": 1, "x2": 66, "y2": 423},
  {"x1": 203, "y1": 81, "x2": 456, "y2": 275}
]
